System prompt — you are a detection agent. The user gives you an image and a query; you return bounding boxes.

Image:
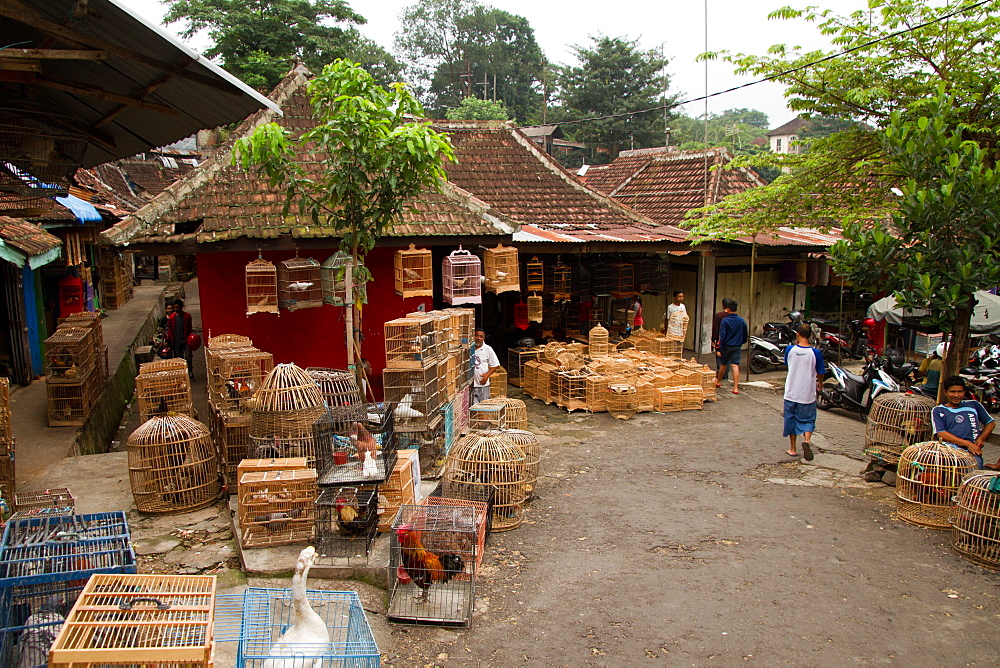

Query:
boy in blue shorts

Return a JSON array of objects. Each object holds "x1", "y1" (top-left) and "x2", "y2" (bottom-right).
[{"x1": 783, "y1": 323, "x2": 825, "y2": 460}]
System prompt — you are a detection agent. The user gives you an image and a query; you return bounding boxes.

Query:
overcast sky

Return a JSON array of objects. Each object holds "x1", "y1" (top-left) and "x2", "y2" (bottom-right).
[{"x1": 130, "y1": 0, "x2": 871, "y2": 127}]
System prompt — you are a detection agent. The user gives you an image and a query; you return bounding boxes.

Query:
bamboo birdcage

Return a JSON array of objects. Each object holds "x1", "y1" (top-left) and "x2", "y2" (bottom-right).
[
  {"x1": 589, "y1": 324, "x2": 610, "y2": 357},
  {"x1": 864, "y1": 393, "x2": 935, "y2": 465},
  {"x1": 655, "y1": 386, "x2": 684, "y2": 412},
  {"x1": 554, "y1": 370, "x2": 588, "y2": 411},
  {"x1": 237, "y1": 457, "x2": 308, "y2": 480},
  {"x1": 48, "y1": 573, "x2": 216, "y2": 668},
  {"x1": 421, "y1": 493, "x2": 490, "y2": 571},
  {"x1": 551, "y1": 260, "x2": 572, "y2": 300},
  {"x1": 246, "y1": 363, "x2": 324, "y2": 413},
  {"x1": 209, "y1": 408, "x2": 251, "y2": 485},
  {"x1": 238, "y1": 468, "x2": 317, "y2": 548},
  {"x1": 395, "y1": 243, "x2": 434, "y2": 297},
  {"x1": 210, "y1": 348, "x2": 274, "y2": 413},
  {"x1": 135, "y1": 368, "x2": 194, "y2": 422},
  {"x1": 483, "y1": 244, "x2": 520, "y2": 293},
  {"x1": 315, "y1": 486, "x2": 379, "y2": 562},
  {"x1": 277, "y1": 256, "x2": 323, "y2": 311},
  {"x1": 245, "y1": 257, "x2": 279, "y2": 314},
  {"x1": 611, "y1": 261, "x2": 634, "y2": 296},
  {"x1": 378, "y1": 449, "x2": 419, "y2": 532},
  {"x1": 950, "y1": 471, "x2": 1000, "y2": 570},
  {"x1": 896, "y1": 441, "x2": 977, "y2": 529},
  {"x1": 666, "y1": 310, "x2": 690, "y2": 340},
  {"x1": 14, "y1": 487, "x2": 74, "y2": 511},
  {"x1": 508, "y1": 347, "x2": 543, "y2": 388},
  {"x1": 249, "y1": 407, "x2": 333, "y2": 468},
  {"x1": 127, "y1": 415, "x2": 220, "y2": 515},
  {"x1": 526, "y1": 256, "x2": 544, "y2": 292},
  {"x1": 638, "y1": 255, "x2": 669, "y2": 294},
  {"x1": 527, "y1": 294, "x2": 543, "y2": 323},
  {"x1": 445, "y1": 307, "x2": 476, "y2": 345},
  {"x1": 591, "y1": 260, "x2": 612, "y2": 297},
  {"x1": 321, "y1": 250, "x2": 368, "y2": 306},
  {"x1": 139, "y1": 357, "x2": 188, "y2": 375},
  {"x1": 489, "y1": 366, "x2": 507, "y2": 397},
  {"x1": 502, "y1": 428, "x2": 540, "y2": 499},
  {"x1": 384, "y1": 366, "x2": 442, "y2": 430},
  {"x1": 444, "y1": 431, "x2": 526, "y2": 531},
  {"x1": 306, "y1": 366, "x2": 362, "y2": 407},
  {"x1": 481, "y1": 397, "x2": 528, "y2": 430},
  {"x1": 470, "y1": 401, "x2": 506, "y2": 431},
  {"x1": 443, "y1": 247, "x2": 483, "y2": 305},
  {"x1": 45, "y1": 326, "x2": 96, "y2": 381},
  {"x1": 680, "y1": 384, "x2": 704, "y2": 410},
  {"x1": 384, "y1": 316, "x2": 444, "y2": 369},
  {"x1": 606, "y1": 383, "x2": 637, "y2": 419},
  {"x1": 207, "y1": 333, "x2": 253, "y2": 349}
]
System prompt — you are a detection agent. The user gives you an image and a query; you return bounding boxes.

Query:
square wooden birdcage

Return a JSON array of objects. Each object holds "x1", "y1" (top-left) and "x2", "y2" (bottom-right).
[
  {"x1": 489, "y1": 367, "x2": 507, "y2": 398},
  {"x1": 583, "y1": 373, "x2": 612, "y2": 412},
  {"x1": 245, "y1": 257, "x2": 278, "y2": 315},
  {"x1": 321, "y1": 250, "x2": 368, "y2": 306},
  {"x1": 138, "y1": 357, "x2": 188, "y2": 375},
  {"x1": 522, "y1": 360, "x2": 541, "y2": 399},
  {"x1": 45, "y1": 326, "x2": 96, "y2": 381},
  {"x1": 483, "y1": 244, "x2": 520, "y2": 294},
  {"x1": 135, "y1": 368, "x2": 194, "y2": 422},
  {"x1": 680, "y1": 384, "x2": 704, "y2": 411},
  {"x1": 611, "y1": 261, "x2": 635, "y2": 296},
  {"x1": 508, "y1": 347, "x2": 542, "y2": 387},
  {"x1": 388, "y1": 504, "x2": 478, "y2": 626},
  {"x1": 896, "y1": 441, "x2": 977, "y2": 529},
  {"x1": 470, "y1": 401, "x2": 506, "y2": 431},
  {"x1": 395, "y1": 243, "x2": 434, "y2": 297},
  {"x1": 527, "y1": 294, "x2": 543, "y2": 323},
  {"x1": 236, "y1": 457, "x2": 308, "y2": 480},
  {"x1": 47, "y1": 377, "x2": 98, "y2": 426},
  {"x1": 698, "y1": 366, "x2": 717, "y2": 402},
  {"x1": 48, "y1": 573, "x2": 216, "y2": 668},
  {"x1": 384, "y1": 316, "x2": 443, "y2": 369},
  {"x1": 551, "y1": 260, "x2": 572, "y2": 300},
  {"x1": 864, "y1": 393, "x2": 935, "y2": 465},
  {"x1": 238, "y1": 468, "x2": 317, "y2": 548},
  {"x1": 408, "y1": 310, "x2": 451, "y2": 348},
  {"x1": 378, "y1": 448, "x2": 419, "y2": 532},
  {"x1": 635, "y1": 376, "x2": 655, "y2": 412},
  {"x1": 554, "y1": 370, "x2": 587, "y2": 412},
  {"x1": 383, "y1": 366, "x2": 442, "y2": 430},
  {"x1": 443, "y1": 248, "x2": 483, "y2": 305},
  {"x1": 950, "y1": 471, "x2": 1000, "y2": 570},
  {"x1": 208, "y1": 348, "x2": 274, "y2": 414},
  {"x1": 207, "y1": 333, "x2": 253, "y2": 350},
  {"x1": 315, "y1": 486, "x2": 379, "y2": 563},
  {"x1": 655, "y1": 386, "x2": 684, "y2": 412},
  {"x1": 59, "y1": 310, "x2": 103, "y2": 345},
  {"x1": 277, "y1": 256, "x2": 323, "y2": 311},
  {"x1": 638, "y1": 255, "x2": 669, "y2": 294},
  {"x1": 443, "y1": 307, "x2": 475, "y2": 346},
  {"x1": 526, "y1": 256, "x2": 544, "y2": 292}
]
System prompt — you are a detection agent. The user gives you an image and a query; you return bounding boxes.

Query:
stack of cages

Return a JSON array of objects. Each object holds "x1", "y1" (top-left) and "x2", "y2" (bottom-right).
[
  {"x1": 388, "y1": 504, "x2": 478, "y2": 625},
  {"x1": 44, "y1": 325, "x2": 101, "y2": 426},
  {"x1": 247, "y1": 363, "x2": 331, "y2": 469},
  {"x1": 277, "y1": 257, "x2": 323, "y2": 311},
  {"x1": 0, "y1": 511, "x2": 136, "y2": 666},
  {"x1": 209, "y1": 348, "x2": 274, "y2": 415},
  {"x1": 444, "y1": 432, "x2": 526, "y2": 532},
  {"x1": 135, "y1": 364, "x2": 194, "y2": 422},
  {"x1": 48, "y1": 573, "x2": 216, "y2": 668},
  {"x1": 204, "y1": 335, "x2": 256, "y2": 484},
  {"x1": 444, "y1": 308, "x2": 475, "y2": 347},
  {"x1": 384, "y1": 316, "x2": 445, "y2": 370},
  {"x1": 0, "y1": 378, "x2": 12, "y2": 507},
  {"x1": 238, "y1": 469, "x2": 317, "y2": 548},
  {"x1": 378, "y1": 449, "x2": 420, "y2": 532},
  {"x1": 97, "y1": 247, "x2": 133, "y2": 310}
]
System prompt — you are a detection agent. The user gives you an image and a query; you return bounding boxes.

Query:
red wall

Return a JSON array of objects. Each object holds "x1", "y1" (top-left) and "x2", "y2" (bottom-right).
[{"x1": 196, "y1": 246, "x2": 434, "y2": 397}]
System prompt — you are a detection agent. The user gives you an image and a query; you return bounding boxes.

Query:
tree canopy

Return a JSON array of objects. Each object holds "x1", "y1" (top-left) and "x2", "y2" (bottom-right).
[{"x1": 445, "y1": 97, "x2": 510, "y2": 120}]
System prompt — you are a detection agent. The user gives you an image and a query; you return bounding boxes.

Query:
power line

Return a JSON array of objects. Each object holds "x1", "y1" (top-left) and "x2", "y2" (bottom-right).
[{"x1": 529, "y1": 0, "x2": 994, "y2": 129}]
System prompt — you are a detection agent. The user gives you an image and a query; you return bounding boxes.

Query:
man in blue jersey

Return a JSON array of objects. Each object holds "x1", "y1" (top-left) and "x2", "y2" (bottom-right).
[
  {"x1": 932, "y1": 376, "x2": 994, "y2": 469},
  {"x1": 715, "y1": 300, "x2": 748, "y2": 394},
  {"x1": 783, "y1": 323, "x2": 826, "y2": 461}
]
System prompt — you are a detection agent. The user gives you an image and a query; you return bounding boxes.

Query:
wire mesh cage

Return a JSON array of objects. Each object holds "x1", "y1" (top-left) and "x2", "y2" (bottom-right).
[
  {"x1": 321, "y1": 250, "x2": 368, "y2": 306},
  {"x1": 48, "y1": 573, "x2": 216, "y2": 668},
  {"x1": 442, "y1": 248, "x2": 483, "y2": 305},
  {"x1": 13, "y1": 488, "x2": 74, "y2": 512},
  {"x1": 526, "y1": 256, "x2": 544, "y2": 292},
  {"x1": 589, "y1": 324, "x2": 610, "y2": 358},
  {"x1": 135, "y1": 368, "x2": 194, "y2": 422},
  {"x1": 388, "y1": 504, "x2": 478, "y2": 625},
  {"x1": 237, "y1": 469, "x2": 317, "y2": 548},
  {"x1": 607, "y1": 383, "x2": 638, "y2": 420},
  {"x1": 950, "y1": 471, "x2": 1000, "y2": 570},
  {"x1": 306, "y1": 367, "x2": 362, "y2": 408},
  {"x1": 864, "y1": 393, "x2": 936, "y2": 465},
  {"x1": 395, "y1": 243, "x2": 434, "y2": 298},
  {"x1": 384, "y1": 366, "x2": 442, "y2": 431},
  {"x1": 551, "y1": 260, "x2": 572, "y2": 300},
  {"x1": 315, "y1": 486, "x2": 379, "y2": 563},
  {"x1": 127, "y1": 415, "x2": 220, "y2": 515},
  {"x1": 421, "y1": 495, "x2": 489, "y2": 571},
  {"x1": 277, "y1": 257, "x2": 323, "y2": 311},
  {"x1": 483, "y1": 244, "x2": 520, "y2": 294},
  {"x1": 385, "y1": 316, "x2": 444, "y2": 369},
  {"x1": 501, "y1": 429, "x2": 540, "y2": 500},
  {"x1": 443, "y1": 431, "x2": 525, "y2": 531},
  {"x1": 317, "y1": 413, "x2": 398, "y2": 487},
  {"x1": 896, "y1": 441, "x2": 977, "y2": 529},
  {"x1": 245, "y1": 258, "x2": 279, "y2": 315}
]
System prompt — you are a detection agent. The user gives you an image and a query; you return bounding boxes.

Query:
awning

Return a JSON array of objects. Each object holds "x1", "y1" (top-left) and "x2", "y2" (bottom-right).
[
  {"x1": 0, "y1": 216, "x2": 63, "y2": 269},
  {"x1": 868, "y1": 291, "x2": 1000, "y2": 335}
]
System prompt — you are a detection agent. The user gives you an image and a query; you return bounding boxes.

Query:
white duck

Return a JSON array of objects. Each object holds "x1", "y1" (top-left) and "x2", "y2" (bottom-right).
[{"x1": 262, "y1": 546, "x2": 330, "y2": 668}]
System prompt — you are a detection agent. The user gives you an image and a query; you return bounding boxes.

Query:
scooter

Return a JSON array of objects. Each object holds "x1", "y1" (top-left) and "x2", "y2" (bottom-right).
[
  {"x1": 749, "y1": 335, "x2": 789, "y2": 374},
  {"x1": 818, "y1": 356, "x2": 900, "y2": 418},
  {"x1": 961, "y1": 367, "x2": 1000, "y2": 414}
]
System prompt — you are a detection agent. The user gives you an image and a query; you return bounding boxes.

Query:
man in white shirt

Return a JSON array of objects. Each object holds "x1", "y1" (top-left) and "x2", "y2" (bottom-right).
[
  {"x1": 663, "y1": 290, "x2": 687, "y2": 332},
  {"x1": 472, "y1": 328, "x2": 500, "y2": 404}
]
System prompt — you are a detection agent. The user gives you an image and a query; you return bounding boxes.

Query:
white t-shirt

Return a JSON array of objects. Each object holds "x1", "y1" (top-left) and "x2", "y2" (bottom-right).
[
  {"x1": 667, "y1": 303, "x2": 687, "y2": 318},
  {"x1": 473, "y1": 342, "x2": 500, "y2": 387},
  {"x1": 783, "y1": 344, "x2": 825, "y2": 404}
]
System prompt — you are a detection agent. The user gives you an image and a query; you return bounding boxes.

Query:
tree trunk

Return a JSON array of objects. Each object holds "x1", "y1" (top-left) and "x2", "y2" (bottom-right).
[{"x1": 938, "y1": 301, "x2": 974, "y2": 403}]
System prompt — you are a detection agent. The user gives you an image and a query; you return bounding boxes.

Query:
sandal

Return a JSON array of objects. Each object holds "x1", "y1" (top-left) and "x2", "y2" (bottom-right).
[
  {"x1": 802, "y1": 442, "x2": 814, "y2": 461},
  {"x1": 731, "y1": 389, "x2": 740, "y2": 395},
  {"x1": 785, "y1": 450, "x2": 798, "y2": 457}
]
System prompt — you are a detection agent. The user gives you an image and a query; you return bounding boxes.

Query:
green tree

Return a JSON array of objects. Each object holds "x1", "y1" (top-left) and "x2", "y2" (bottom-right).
[
  {"x1": 232, "y1": 60, "x2": 455, "y2": 376},
  {"x1": 445, "y1": 97, "x2": 510, "y2": 120},
  {"x1": 830, "y1": 93, "x2": 1000, "y2": 386},
  {"x1": 395, "y1": 0, "x2": 544, "y2": 122},
  {"x1": 556, "y1": 35, "x2": 675, "y2": 164},
  {"x1": 163, "y1": 0, "x2": 401, "y2": 91}
]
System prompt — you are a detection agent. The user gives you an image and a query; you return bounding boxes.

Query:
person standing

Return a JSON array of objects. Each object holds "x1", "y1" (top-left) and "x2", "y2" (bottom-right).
[
  {"x1": 663, "y1": 290, "x2": 686, "y2": 333},
  {"x1": 472, "y1": 327, "x2": 500, "y2": 405},
  {"x1": 167, "y1": 299, "x2": 194, "y2": 379},
  {"x1": 932, "y1": 376, "x2": 995, "y2": 469},
  {"x1": 716, "y1": 300, "x2": 748, "y2": 394},
  {"x1": 712, "y1": 297, "x2": 735, "y2": 382},
  {"x1": 630, "y1": 296, "x2": 644, "y2": 329},
  {"x1": 783, "y1": 323, "x2": 826, "y2": 460}
]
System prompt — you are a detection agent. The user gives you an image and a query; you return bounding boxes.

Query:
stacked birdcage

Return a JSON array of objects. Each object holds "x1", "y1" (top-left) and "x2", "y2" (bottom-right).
[
  {"x1": 14, "y1": 488, "x2": 74, "y2": 512},
  {"x1": 98, "y1": 247, "x2": 133, "y2": 310},
  {"x1": 483, "y1": 244, "x2": 519, "y2": 293},
  {"x1": 470, "y1": 401, "x2": 506, "y2": 431},
  {"x1": 247, "y1": 364, "x2": 332, "y2": 469},
  {"x1": 444, "y1": 307, "x2": 475, "y2": 346},
  {"x1": 238, "y1": 468, "x2": 317, "y2": 548},
  {"x1": 589, "y1": 324, "x2": 610, "y2": 357},
  {"x1": 896, "y1": 441, "x2": 977, "y2": 529},
  {"x1": 127, "y1": 415, "x2": 220, "y2": 515},
  {"x1": 0, "y1": 378, "x2": 11, "y2": 503},
  {"x1": 245, "y1": 257, "x2": 279, "y2": 315},
  {"x1": 205, "y1": 348, "x2": 273, "y2": 414},
  {"x1": 203, "y1": 335, "x2": 257, "y2": 474},
  {"x1": 611, "y1": 261, "x2": 634, "y2": 296},
  {"x1": 388, "y1": 504, "x2": 479, "y2": 625},
  {"x1": 950, "y1": 471, "x2": 1000, "y2": 570},
  {"x1": 443, "y1": 431, "x2": 526, "y2": 531},
  {"x1": 277, "y1": 256, "x2": 323, "y2": 311},
  {"x1": 135, "y1": 366, "x2": 194, "y2": 422},
  {"x1": 377, "y1": 448, "x2": 419, "y2": 532},
  {"x1": 306, "y1": 367, "x2": 362, "y2": 408},
  {"x1": 479, "y1": 397, "x2": 526, "y2": 431},
  {"x1": 317, "y1": 407, "x2": 397, "y2": 488},
  {"x1": 237, "y1": 457, "x2": 308, "y2": 480},
  {"x1": 48, "y1": 573, "x2": 216, "y2": 668},
  {"x1": 697, "y1": 365, "x2": 717, "y2": 402},
  {"x1": 508, "y1": 347, "x2": 543, "y2": 387},
  {"x1": 421, "y1": 493, "x2": 490, "y2": 571},
  {"x1": 383, "y1": 366, "x2": 442, "y2": 431},
  {"x1": 442, "y1": 248, "x2": 482, "y2": 305},
  {"x1": 655, "y1": 386, "x2": 684, "y2": 412},
  {"x1": 680, "y1": 384, "x2": 704, "y2": 410},
  {"x1": 321, "y1": 250, "x2": 368, "y2": 306},
  {"x1": 315, "y1": 486, "x2": 379, "y2": 562},
  {"x1": 864, "y1": 393, "x2": 935, "y2": 465},
  {"x1": 395, "y1": 243, "x2": 434, "y2": 297},
  {"x1": 385, "y1": 316, "x2": 445, "y2": 369},
  {"x1": 45, "y1": 322, "x2": 103, "y2": 426}
]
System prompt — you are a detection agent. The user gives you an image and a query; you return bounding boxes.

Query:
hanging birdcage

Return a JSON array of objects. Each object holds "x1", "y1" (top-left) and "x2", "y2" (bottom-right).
[
  {"x1": 574, "y1": 261, "x2": 591, "y2": 297},
  {"x1": 950, "y1": 471, "x2": 1000, "y2": 570},
  {"x1": 526, "y1": 256, "x2": 544, "y2": 292},
  {"x1": 864, "y1": 393, "x2": 935, "y2": 465},
  {"x1": 277, "y1": 257, "x2": 323, "y2": 311},
  {"x1": 443, "y1": 247, "x2": 482, "y2": 305},
  {"x1": 638, "y1": 255, "x2": 670, "y2": 294},
  {"x1": 591, "y1": 258, "x2": 612, "y2": 297},
  {"x1": 551, "y1": 260, "x2": 572, "y2": 300},
  {"x1": 527, "y1": 294, "x2": 543, "y2": 323},
  {"x1": 321, "y1": 250, "x2": 367, "y2": 306},
  {"x1": 395, "y1": 243, "x2": 434, "y2": 298},
  {"x1": 245, "y1": 257, "x2": 279, "y2": 315},
  {"x1": 443, "y1": 431, "x2": 526, "y2": 531},
  {"x1": 611, "y1": 260, "x2": 635, "y2": 296},
  {"x1": 896, "y1": 441, "x2": 977, "y2": 529},
  {"x1": 484, "y1": 244, "x2": 520, "y2": 293}
]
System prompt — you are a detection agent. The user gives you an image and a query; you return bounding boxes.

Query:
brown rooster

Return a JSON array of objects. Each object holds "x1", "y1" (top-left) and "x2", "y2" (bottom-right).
[{"x1": 394, "y1": 523, "x2": 464, "y2": 602}]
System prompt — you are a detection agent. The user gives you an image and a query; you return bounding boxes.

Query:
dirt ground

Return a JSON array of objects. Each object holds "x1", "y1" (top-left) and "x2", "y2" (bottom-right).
[{"x1": 373, "y1": 386, "x2": 1000, "y2": 666}]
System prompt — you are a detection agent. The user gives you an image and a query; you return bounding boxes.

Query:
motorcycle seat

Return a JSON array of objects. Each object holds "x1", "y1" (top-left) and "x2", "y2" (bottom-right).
[
  {"x1": 843, "y1": 369, "x2": 867, "y2": 385},
  {"x1": 962, "y1": 366, "x2": 1000, "y2": 377}
]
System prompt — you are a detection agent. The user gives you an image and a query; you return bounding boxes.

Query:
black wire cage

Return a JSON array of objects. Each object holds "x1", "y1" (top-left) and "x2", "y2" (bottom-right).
[
  {"x1": 315, "y1": 485, "x2": 380, "y2": 564},
  {"x1": 317, "y1": 403, "x2": 398, "y2": 486}
]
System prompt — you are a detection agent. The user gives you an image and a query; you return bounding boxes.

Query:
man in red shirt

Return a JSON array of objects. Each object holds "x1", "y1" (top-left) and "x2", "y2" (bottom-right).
[{"x1": 167, "y1": 299, "x2": 194, "y2": 379}]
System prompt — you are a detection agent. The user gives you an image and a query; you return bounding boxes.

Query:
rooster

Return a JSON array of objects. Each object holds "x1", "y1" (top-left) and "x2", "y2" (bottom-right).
[
  {"x1": 335, "y1": 494, "x2": 377, "y2": 536},
  {"x1": 262, "y1": 546, "x2": 330, "y2": 668},
  {"x1": 395, "y1": 523, "x2": 465, "y2": 602}
]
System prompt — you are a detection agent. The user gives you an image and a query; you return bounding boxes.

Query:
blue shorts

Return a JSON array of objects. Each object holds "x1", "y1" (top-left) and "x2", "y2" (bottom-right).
[
  {"x1": 719, "y1": 345, "x2": 742, "y2": 365},
  {"x1": 783, "y1": 399, "x2": 817, "y2": 437}
]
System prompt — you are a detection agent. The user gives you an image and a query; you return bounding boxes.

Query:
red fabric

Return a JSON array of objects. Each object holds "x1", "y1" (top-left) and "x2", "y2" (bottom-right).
[{"x1": 167, "y1": 311, "x2": 193, "y2": 345}]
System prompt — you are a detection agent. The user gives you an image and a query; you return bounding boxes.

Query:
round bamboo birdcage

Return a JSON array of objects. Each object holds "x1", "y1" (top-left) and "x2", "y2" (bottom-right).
[
  {"x1": 589, "y1": 324, "x2": 609, "y2": 357},
  {"x1": 481, "y1": 397, "x2": 528, "y2": 430},
  {"x1": 246, "y1": 363, "x2": 324, "y2": 412},
  {"x1": 502, "y1": 428, "x2": 540, "y2": 499},
  {"x1": 249, "y1": 405, "x2": 332, "y2": 464},
  {"x1": 864, "y1": 392, "x2": 935, "y2": 464},
  {"x1": 127, "y1": 415, "x2": 220, "y2": 515},
  {"x1": 896, "y1": 441, "x2": 977, "y2": 529},
  {"x1": 950, "y1": 471, "x2": 1000, "y2": 570},
  {"x1": 606, "y1": 383, "x2": 637, "y2": 420},
  {"x1": 489, "y1": 367, "x2": 507, "y2": 398},
  {"x1": 306, "y1": 367, "x2": 362, "y2": 407},
  {"x1": 444, "y1": 431, "x2": 526, "y2": 531},
  {"x1": 543, "y1": 342, "x2": 564, "y2": 363}
]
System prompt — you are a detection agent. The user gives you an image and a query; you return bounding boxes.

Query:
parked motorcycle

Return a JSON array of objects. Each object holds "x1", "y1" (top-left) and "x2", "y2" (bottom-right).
[
  {"x1": 880, "y1": 348, "x2": 917, "y2": 389},
  {"x1": 843, "y1": 318, "x2": 875, "y2": 360},
  {"x1": 818, "y1": 355, "x2": 901, "y2": 418},
  {"x1": 749, "y1": 335, "x2": 789, "y2": 374},
  {"x1": 961, "y1": 367, "x2": 1000, "y2": 414}
]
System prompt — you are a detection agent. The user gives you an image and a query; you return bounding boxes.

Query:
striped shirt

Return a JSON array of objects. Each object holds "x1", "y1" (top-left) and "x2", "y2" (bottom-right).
[{"x1": 931, "y1": 400, "x2": 994, "y2": 442}]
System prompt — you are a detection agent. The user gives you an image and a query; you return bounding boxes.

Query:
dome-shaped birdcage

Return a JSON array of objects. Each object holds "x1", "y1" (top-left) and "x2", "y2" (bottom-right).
[
  {"x1": 480, "y1": 397, "x2": 528, "y2": 430},
  {"x1": 127, "y1": 415, "x2": 220, "y2": 515},
  {"x1": 897, "y1": 441, "x2": 977, "y2": 529},
  {"x1": 606, "y1": 383, "x2": 638, "y2": 420},
  {"x1": 444, "y1": 431, "x2": 526, "y2": 531},
  {"x1": 246, "y1": 363, "x2": 324, "y2": 413},
  {"x1": 864, "y1": 392, "x2": 936, "y2": 464},
  {"x1": 306, "y1": 367, "x2": 362, "y2": 408},
  {"x1": 950, "y1": 471, "x2": 1000, "y2": 570},
  {"x1": 589, "y1": 324, "x2": 610, "y2": 358},
  {"x1": 502, "y1": 429, "x2": 540, "y2": 499},
  {"x1": 247, "y1": 364, "x2": 331, "y2": 468}
]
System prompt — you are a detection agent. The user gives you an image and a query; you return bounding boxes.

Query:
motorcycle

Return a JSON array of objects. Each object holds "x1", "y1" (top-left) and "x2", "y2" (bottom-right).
[
  {"x1": 749, "y1": 335, "x2": 789, "y2": 374},
  {"x1": 843, "y1": 318, "x2": 875, "y2": 360},
  {"x1": 961, "y1": 367, "x2": 1000, "y2": 414},
  {"x1": 818, "y1": 355, "x2": 900, "y2": 418}
]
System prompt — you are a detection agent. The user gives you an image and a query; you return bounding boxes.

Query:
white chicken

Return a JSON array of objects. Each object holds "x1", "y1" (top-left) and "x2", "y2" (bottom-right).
[
  {"x1": 394, "y1": 394, "x2": 424, "y2": 418},
  {"x1": 288, "y1": 281, "x2": 314, "y2": 291},
  {"x1": 262, "y1": 546, "x2": 330, "y2": 668}
]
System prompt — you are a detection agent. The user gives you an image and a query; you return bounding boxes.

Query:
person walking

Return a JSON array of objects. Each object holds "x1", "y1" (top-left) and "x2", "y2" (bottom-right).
[
  {"x1": 783, "y1": 323, "x2": 826, "y2": 460},
  {"x1": 716, "y1": 300, "x2": 748, "y2": 394},
  {"x1": 167, "y1": 299, "x2": 194, "y2": 379},
  {"x1": 472, "y1": 328, "x2": 500, "y2": 405},
  {"x1": 933, "y1": 375, "x2": 994, "y2": 469},
  {"x1": 712, "y1": 298, "x2": 735, "y2": 382}
]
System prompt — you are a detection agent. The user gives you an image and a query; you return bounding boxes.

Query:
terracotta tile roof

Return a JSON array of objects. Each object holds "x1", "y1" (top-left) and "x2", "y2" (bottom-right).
[
  {"x1": 100, "y1": 69, "x2": 516, "y2": 246},
  {"x1": 0, "y1": 216, "x2": 63, "y2": 256},
  {"x1": 767, "y1": 117, "x2": 810, "y2": 136},
  {"x1": 117, "y1": 159, "x2": 195, "y2": 197}
]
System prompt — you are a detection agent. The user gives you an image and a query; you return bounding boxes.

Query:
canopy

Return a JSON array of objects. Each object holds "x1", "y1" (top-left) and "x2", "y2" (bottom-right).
[{"x1": 867, "y1": 291, "x2": 1000, "y2": 334}]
